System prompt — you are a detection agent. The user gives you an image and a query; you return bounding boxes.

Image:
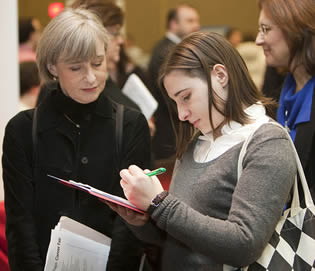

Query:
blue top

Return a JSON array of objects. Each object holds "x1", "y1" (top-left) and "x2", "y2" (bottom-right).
[{"x1": 277, "y1": 74, "x2": 315, "y2": 141}]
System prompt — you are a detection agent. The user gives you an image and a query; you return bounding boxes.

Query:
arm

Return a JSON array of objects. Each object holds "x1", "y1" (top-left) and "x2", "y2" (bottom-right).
[{"x1": 2, "y1": 115, "x2": 44, "y2": 271}]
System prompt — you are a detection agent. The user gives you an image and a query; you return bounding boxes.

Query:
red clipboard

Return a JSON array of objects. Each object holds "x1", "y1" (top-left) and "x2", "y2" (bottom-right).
[{"x1": 48, "y1": 174, "x2": 145, "y2": 214}]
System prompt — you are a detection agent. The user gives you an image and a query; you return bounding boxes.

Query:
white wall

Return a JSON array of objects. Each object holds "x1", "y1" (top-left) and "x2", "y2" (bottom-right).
[{"x1": 0, "y1": 0, "x2": 19, "y2": 200}]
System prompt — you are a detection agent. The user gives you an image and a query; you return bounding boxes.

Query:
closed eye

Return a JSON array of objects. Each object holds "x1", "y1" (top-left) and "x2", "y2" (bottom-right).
[
  {"x1": 70, "y1": 66, "x2": 81, "y2": 71},
  {"x1": 183, "y1": 93, "x2": 191, "y2": 102}
]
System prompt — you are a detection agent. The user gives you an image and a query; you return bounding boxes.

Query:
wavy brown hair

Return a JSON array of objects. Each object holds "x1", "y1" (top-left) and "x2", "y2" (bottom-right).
[
  {"x1": 72, "y1": 0, "x2": 124, "y2": 27},
  {"x1": 159, "y1": 31, "x2": 275, "y2": 159},
  {"x1": 258, "y1": 0, "x2": 315, "y2": 75}
]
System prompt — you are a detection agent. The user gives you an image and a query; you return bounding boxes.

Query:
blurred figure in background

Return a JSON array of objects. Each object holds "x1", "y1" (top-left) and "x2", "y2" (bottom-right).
[
  {"x1": 18, "y1": 17, "x2": 41, "y2": 62},
  {"x1": 108, "y1": 45, "x2": 156, "y2": 137},
  {"x1": 19, "y1": 61, "x2": 41, "y2": 111},
  {"x1": 256, "y1": 0, "x2": 315, "y2": 199},
  {"x1": 225, "y1": 27, "x2": 243, "y2": 48},
  {"x1": 148, "y1": 4, "x2": 200, "y2": 184},
  {"x1": 124, "y1": 33, "x2": 150, "y2": 70}
]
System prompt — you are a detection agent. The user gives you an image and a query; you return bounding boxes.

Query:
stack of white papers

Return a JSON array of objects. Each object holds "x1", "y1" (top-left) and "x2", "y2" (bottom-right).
[
  {"x1": 122, "y1": 73, "x2": 158, "y2": 120},
  {"x1": 44, "y1": 216, "x2": 111, "y2": 271}
]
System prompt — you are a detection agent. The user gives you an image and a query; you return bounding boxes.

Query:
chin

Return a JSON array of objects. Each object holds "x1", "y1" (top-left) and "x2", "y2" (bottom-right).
[{"x1": 76, "y1": 94, "x2": 100, "y2": 104}]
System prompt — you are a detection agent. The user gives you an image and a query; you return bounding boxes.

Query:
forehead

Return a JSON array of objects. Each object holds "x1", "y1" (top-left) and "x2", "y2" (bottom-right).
[
  {"x1": 164, "y1": 70, "x2": 205, "y2": 97},
  {"x1": 59, "y1": 37, "x2": 105, "y2": 63},
  {"x1": 258, "y1": 8, "x2": 273, "y2": 24},
  {"x1": 177, "y1": 7, "x2": 198, "y2": 20}
]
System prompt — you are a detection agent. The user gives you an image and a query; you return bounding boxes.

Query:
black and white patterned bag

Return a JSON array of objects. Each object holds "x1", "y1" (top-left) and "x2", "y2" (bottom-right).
[{"x1": 238, "y1": 122, "x2": 315, "y2": 271}]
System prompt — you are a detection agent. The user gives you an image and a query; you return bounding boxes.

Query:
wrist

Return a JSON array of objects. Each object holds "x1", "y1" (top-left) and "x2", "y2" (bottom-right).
[{"x1": 146, "y1": 190, "x2": 169, "y2": 215}]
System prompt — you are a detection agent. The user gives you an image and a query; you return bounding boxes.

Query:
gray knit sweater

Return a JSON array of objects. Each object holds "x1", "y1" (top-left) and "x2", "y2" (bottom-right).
[{"x1": 130, "y1": 124, "x2": 296, "y2": 270}]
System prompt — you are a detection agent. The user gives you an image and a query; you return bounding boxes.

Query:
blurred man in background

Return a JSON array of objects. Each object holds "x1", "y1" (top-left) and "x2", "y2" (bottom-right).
[{"x1": 18, "y1": 17, "x2": 41, "y2": 62}]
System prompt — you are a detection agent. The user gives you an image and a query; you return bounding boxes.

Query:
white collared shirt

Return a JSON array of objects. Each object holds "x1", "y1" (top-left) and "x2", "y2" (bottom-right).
[
  {"x1": 166, "y1": 32, "x2": 181, "y2": 44},
  {"x1": 194, "y1": 104, "x2": 270, "y2": 163}
]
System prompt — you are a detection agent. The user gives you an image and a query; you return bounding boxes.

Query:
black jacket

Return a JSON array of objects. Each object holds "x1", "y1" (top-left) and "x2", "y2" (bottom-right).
[
  {"x1": 295, "y1": 86, "x2": 315, "y2": 200},
  {"x1": 2, "y1": 84, "x2": 152, "y2": 271}
]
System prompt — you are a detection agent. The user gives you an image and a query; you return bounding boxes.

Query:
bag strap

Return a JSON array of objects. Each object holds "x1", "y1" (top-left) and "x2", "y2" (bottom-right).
[
  {"x1": 115, "y1": 103, "x2": 124, "y2": 172},
  {"x1": 32, "y1": 107, "x2": 38, "y2": 177},
  {"x1": 237, "y1": 122, "x2": 314, "y2": 213}
]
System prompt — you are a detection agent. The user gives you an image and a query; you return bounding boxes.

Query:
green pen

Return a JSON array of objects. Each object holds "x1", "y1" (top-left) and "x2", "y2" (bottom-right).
[{"x1": 146, "y1": 167, "x2": 166, "y2": 177}]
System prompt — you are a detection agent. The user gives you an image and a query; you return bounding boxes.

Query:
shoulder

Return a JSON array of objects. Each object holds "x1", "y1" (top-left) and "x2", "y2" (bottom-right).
[
  {"x1": 5, "y1": 109, "x2": 33, "y2": 135},
  {"x1": 245, "y1": 122, "x2": 292, "y2": 155},
  {"x1": 151, "y1": 38, "x2": 174, "y2": 56},
  {"x1": 3, "y1": 110, "x2": 34, "y2": 155},
  {"x1": 251, "y1": 122, "x2": 289, "y2": 144},
  {"x1": 244, "y1": 122, "x2": 294, "y2": 164},
  {"x1": 122, "y1": 106, "x2": 147, "y2": 128}
]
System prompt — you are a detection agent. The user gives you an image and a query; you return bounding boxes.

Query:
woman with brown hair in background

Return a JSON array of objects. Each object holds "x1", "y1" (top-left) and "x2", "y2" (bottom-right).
[{"x1": 256, "y1": 0, "x2": 315, "y2": 200}]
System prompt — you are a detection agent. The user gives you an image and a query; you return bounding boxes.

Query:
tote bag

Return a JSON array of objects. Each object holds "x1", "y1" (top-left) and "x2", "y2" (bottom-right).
[{"x1": 238, "y1": 122, "x2": 315, "y2": 271}]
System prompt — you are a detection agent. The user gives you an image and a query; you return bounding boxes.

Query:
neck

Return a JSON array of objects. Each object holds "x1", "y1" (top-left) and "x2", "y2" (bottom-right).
[
  {"x1": 291, "y1": 65, "x2": 311, "y2": 93},
  {"x1": 20, "y1": 93, "x2": 37, "y2": 109}
]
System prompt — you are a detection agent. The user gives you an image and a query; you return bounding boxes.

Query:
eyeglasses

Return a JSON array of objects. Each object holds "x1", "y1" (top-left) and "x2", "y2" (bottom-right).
[{"x1": 258, "y1": 24, "x2": 272, "y2": 35}]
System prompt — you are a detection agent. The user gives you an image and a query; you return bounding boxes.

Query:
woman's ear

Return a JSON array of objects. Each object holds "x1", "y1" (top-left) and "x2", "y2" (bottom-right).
[
  {"x1": 212, "y1": 64, "x2": 228, "y2": 89},
  {"x1": 47, "y1": 64, "x2": 58, "y2": 78}
]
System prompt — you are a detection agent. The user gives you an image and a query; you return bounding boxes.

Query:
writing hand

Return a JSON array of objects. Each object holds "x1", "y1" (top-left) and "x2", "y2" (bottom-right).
[{"x1": 120, "y1": 165, "x2": 164, "y2": 211}]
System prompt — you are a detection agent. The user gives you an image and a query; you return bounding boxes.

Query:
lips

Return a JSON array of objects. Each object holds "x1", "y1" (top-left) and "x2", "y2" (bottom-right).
[
  {"x1": 82, "y1": 87, "x2": 98, "y2": 92},
  {"x1": 191, "y1": 119, "x2": 200, "y2": 128}
]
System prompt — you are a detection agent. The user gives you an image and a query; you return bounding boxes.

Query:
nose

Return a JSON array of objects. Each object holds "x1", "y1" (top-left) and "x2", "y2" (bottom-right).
[
  {"x1": 85, "y1": 67, "x2": 96, "y2": 83},
  {"x1": 177, "y1": 105, "x2": 190, "y2": 122},
  {"x1": 255, "y1": 32, "x2": 264, "y2": 46},
  {"x1": 117, "y1": 35, "x2": 124, "y2": 45}
]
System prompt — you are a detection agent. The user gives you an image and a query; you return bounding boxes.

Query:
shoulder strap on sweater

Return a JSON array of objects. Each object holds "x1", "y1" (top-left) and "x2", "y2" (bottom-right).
[
  {"x1": 32, "y1": 107, "x2": 38, "y2": 175},
  {"x1": 115, "y1": 103, "x2": 124, "y2": 171}
]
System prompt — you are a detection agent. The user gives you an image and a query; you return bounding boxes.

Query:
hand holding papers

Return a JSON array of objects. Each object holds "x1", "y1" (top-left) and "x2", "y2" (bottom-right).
[
  {"x1": 122, "y1": 73, "x2": 158, "y2": 120},
  {"x1": 44, "y1": 216, "x2": 111, "y2": 271}
]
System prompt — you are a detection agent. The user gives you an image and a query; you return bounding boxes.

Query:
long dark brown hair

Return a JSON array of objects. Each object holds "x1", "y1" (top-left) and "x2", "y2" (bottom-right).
[{"x1": 159, "y1": 31, "x2": 275, "y2": 159}]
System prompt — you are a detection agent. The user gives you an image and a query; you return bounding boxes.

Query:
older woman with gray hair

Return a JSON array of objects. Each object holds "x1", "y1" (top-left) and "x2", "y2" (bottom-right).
[{"x1": 2, "y1": 8, "x2": 151, "y2": 271}]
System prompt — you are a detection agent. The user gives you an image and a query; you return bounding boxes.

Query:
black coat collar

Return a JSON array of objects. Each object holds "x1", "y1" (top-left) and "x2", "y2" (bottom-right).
[{"x1": 36, "y1": 82, "x2": 115, "y2": 133}]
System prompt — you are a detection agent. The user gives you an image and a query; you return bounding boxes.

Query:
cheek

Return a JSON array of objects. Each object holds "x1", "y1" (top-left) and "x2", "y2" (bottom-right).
[{"x1": 97, "y1": 69, "x2": 107, "y2": 82}]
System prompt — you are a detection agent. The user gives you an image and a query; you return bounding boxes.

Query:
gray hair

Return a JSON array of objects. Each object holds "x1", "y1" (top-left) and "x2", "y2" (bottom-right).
[{"x1": 36, "y1": 8, "x2": 109, "y2": 82}]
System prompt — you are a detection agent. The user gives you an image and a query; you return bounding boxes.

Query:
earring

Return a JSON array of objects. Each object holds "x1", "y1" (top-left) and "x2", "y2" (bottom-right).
[{"x1": 53, "y1": 76, "x2": 58, "y2": 81}]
